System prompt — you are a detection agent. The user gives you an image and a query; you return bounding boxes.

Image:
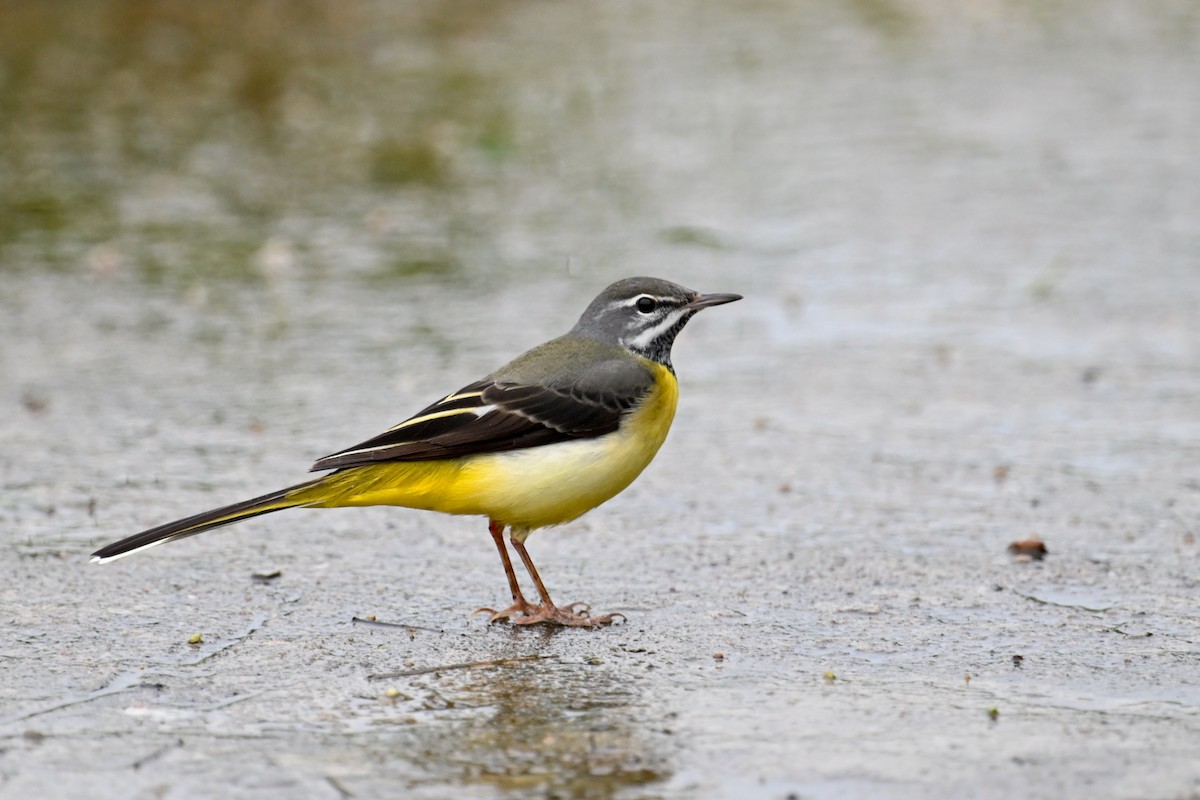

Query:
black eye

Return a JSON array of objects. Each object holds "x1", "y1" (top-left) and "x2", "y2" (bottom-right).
[{"x1": 636, "y1": 296, "x2": 657, "y2": 314}]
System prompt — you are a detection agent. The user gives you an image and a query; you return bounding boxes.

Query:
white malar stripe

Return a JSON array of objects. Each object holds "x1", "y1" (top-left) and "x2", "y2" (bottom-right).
[{"x1": 624, "y1": 308, "x2": 687, "y2": 351}]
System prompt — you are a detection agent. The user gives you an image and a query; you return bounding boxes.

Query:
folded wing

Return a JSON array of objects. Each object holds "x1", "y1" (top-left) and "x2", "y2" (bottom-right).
[{"x1": 310, "y1": 367, "x2": 650, "y2": 472}]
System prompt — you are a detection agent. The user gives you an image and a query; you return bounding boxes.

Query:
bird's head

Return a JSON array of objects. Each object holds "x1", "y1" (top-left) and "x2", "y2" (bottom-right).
[{"x1": 572, "y1": 277, "x2": 742, "y2": 369}]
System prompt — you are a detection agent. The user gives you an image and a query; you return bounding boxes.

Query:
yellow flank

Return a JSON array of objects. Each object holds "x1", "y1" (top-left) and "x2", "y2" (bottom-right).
[{"x1": 293, "y1": 361, "x2": 679, "y2": 530}]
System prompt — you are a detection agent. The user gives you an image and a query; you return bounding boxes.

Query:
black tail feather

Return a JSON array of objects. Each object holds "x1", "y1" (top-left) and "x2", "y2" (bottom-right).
[{"x1": 91, "y1": 479, "x2": 320, "y2": 563}]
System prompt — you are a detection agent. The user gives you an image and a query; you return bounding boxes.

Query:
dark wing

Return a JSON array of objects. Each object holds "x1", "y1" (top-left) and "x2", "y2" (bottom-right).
[{"x1": 309, "y1": 373, "x2": 649, "y2": 472}]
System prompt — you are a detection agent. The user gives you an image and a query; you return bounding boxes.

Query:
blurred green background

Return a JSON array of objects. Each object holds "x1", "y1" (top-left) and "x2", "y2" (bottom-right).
[{"x1": 4, "y1": 0, "x2": 1195, "y2": 295}]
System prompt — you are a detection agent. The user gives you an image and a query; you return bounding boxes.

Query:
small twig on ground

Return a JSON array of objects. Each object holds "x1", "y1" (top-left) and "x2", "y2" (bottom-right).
[
  {"x1": 325, "y1": 775, "x2": 355, "y2": 798},
  {"x1": 175, "y1": 614, "x2": 269, "y2": 667},
  {"x1": 132, "y1": 738, "x2": 184, "y2": 770},
  {"x1": 351, "y1": 616, "x2": 448, "y2": 634},
  {"x1": 369, "y1": 654, "x2": 552, "y2": 680},
  {"x1": 0, "y1": 670, "x2": 157, "y2": 725}
]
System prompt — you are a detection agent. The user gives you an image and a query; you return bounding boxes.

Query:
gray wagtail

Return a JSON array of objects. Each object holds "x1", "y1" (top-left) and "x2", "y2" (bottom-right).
[{"x1": 92, "y1": 277, "x2": 742, "y2": 627}]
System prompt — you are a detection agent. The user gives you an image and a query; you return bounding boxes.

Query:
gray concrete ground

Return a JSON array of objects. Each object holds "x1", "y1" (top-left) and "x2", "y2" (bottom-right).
[{"x1": 2, "y1": 3, "x2": 1199, "y2": 799}]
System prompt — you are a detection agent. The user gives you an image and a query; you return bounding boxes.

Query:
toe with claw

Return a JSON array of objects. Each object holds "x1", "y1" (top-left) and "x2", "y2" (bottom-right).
[
  {"x1": 478, "y1": 520, "x2": 629, "y2": 629},
  {"x1": 510, "y1": 602, "x2": 625, "y2": 628},
  {"x1": 472, "y1": 599, "x2": 541, "y2": 624}
]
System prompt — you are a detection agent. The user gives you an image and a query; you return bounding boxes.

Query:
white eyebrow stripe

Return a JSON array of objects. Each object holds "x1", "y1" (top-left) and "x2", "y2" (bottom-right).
[{"x1": 609, "y1": 294, "x2": 679, "y2": 311}]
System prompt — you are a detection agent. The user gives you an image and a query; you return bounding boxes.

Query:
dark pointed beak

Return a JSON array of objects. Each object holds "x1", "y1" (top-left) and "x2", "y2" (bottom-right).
[{"x1": 686, "y1": 292, "x2": 743, "y2": 310}]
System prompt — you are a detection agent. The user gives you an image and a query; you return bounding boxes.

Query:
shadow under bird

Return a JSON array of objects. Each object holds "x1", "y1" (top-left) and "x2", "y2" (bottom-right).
[{"x1": 92, "y1": 277, "x2": 742, "y2": 627}]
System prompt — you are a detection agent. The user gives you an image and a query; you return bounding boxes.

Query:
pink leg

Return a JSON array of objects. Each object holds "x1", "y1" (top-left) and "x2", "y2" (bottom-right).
[
  {"x1": 506, "y1": 536, "x2": 624, "y2": 628},
  {"x1": 472, "y1": 520, "x2": 539, "y2": 622}
]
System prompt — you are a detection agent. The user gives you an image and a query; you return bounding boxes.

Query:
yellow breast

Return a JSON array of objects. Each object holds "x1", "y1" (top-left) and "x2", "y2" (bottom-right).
[{"x1": 308, "y1": 362, "x2": 679, "y2": 530}]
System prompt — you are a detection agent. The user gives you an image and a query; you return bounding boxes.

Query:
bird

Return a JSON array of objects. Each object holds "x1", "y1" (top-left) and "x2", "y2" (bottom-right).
[{"x1": 91, "y1": 276, "x2": 742, "y2": 627}]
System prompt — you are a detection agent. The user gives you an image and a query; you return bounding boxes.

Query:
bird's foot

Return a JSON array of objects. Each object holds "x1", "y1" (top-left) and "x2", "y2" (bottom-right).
[
  {"x1": 510, "y1": 601, "x2": 626, "y2": 628},
  {"x1": 475, "y1": 599, "x2": 625, "y2": 628}
]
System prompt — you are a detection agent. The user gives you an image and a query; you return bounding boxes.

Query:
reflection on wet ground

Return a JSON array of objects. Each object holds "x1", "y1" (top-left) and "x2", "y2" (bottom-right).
[{"x1": 410, "y1": 654, "x2": 664, "y2": 797}]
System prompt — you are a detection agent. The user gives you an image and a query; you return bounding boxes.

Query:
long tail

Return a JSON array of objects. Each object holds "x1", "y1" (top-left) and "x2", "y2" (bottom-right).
[{"x1": 90, "y1": 478, "x2": 323, "y2": 564}]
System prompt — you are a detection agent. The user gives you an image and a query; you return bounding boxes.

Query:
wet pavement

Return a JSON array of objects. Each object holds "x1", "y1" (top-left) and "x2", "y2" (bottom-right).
[{"x1": 2, "y1": 3, "x2": 1199, "y2": 799}]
